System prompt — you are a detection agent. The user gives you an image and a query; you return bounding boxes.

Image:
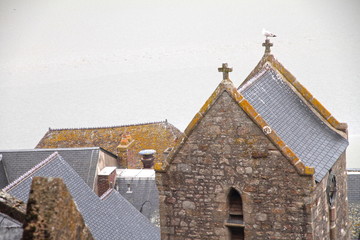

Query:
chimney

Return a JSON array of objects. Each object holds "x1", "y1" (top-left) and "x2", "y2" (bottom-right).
[
  {"x1": 116, "y1": 133, "x2": 135, "y2": 168},
  {"x1": 139, "y1": 149, "x2": 156, "y2": 169},
  {"x1": 97, "y1": 167, "x2": 117, "y2": 197}
]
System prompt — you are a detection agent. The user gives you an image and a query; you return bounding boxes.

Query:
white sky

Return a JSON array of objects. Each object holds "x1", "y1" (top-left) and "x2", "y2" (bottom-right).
[{"x1": 0, "y1": 0, "x2": 359, "y2": 166}]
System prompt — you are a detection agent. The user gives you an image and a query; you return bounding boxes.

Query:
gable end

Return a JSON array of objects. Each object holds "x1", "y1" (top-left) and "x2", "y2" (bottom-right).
[{"x1": 156, "y1": 78, "x2": 314, "y2": 177}]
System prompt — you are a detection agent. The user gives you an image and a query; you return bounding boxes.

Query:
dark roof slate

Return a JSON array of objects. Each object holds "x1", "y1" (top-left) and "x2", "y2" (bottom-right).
[
  {"x1": 0, "y1": 158, "x2": 8, "y2": 189},
  {"x1": 0, "y1": 213, "x2": 22, "y2": 240},
  {"x1": 239, "y1": 67, "x2": 348, "y2": 181},
  {"x1": 348, "y1": 171, "x2": 360, "y2": 203},
  {"x1": 101, "y1": 189, "x2": 160, "y2": 237},
  {"x1": 3, "y1": 152, "x2": 160, "y2": 240},
  {"x1": 0, "y1": 148, "x2": 101, "y2": 189},
  {"x1": 117, "y1": 178, "x2": 160, "y2": 226}
]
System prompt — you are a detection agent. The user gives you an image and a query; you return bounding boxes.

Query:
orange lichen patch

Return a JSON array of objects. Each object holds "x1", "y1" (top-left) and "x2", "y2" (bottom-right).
[
  {"x1": 154, "y1": 162, "x2": 164, "y2": 172},
  {"x1": 225, "y1": 85, "x2": 244, "y2": 103},
  {"x1": 199, "y1": 88, "x2": 221, "y2": 115},
  {"x1": 266, "y1": 131, "x2": 286, "y2": 149},
  {"x1": 36, "y1": 121, "x2": 182, "y2": 169},
  {"x1": 184, "y1": 112, "x2": 203, "y2": 138},
  {"x1": 294, "y1": 161, "x2": 306, "y2": 174},
  {"x1": 304, "y1": 166, "x2": 315, "y2": 175},
  {"x1": 254, "y1": 115, "x2": 267, "y2": 128},
  {"x1": 292, "y1": 81, "x2": 313, "y2": 101},
  {"x1": 120, "y1": 138, "x2": 129, "y2": 145},
  {"x1": 310, "y1": 98, "x2": 332, "y2": 120},
  {"x1": 270, "y1": 58, "x2": 297, "y2": 84},
  {"x1": 266, "y1": 55, "x2": 346, "y2": 132},
  {"x1": 327, "y1": 116, "x2": 341, "y2": 128},
  {"x1": 281, "y1": 146, "x2": 299, "y2": 164},
  {"x1": 239, "y1": 99, "x2": 258, "y2": 119}
]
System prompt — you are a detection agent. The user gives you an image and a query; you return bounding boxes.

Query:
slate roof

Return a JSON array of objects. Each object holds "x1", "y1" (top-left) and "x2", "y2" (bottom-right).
[
  {"x1": 116, "y1": 169, "x2": 159, "y2": 226},
  {"x1": 238, "y1": 50, "x2": 348, "y2": 182},
  {"x1": 0, "y1": 158, "x2": 7, "y2": 189},
  {"x1": 348, "y1": 170, "x2": 360, "y2": 203},
  {"x1": 0, "y1": 213, "x2": 22, "y2": 240},
  {"x1": 0, "y1": 148, "x2": 113, "y2": 189},
  {"x1": 36, "y1": 120, "x2": 182, "y2": 169},
  {"x1": 3, "y1": 152, "x2": 160, "y2": 240},
  {"x1": 158, "y1": 42, "x2": 347, "y2": 182}
]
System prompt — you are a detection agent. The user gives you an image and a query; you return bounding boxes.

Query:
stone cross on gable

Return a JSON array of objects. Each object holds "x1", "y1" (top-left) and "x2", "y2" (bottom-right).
[
  {"x1": 218, "y1": 63, "x2": 233, "y2": 80},
  {"x1": 262, "y1": 39, "x2": 273, "y2": 54}
]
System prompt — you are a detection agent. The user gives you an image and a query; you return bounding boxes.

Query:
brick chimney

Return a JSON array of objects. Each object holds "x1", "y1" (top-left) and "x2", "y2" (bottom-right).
[
  {"x1": 116, "y1": 133, "x2": 135, "y2": 168},
  {"x1": 139, "y1": 149, "x2": 156, "y2": 169},
  {"x1": 97, "y1": 167, "x2": 117, "y2": 197}
]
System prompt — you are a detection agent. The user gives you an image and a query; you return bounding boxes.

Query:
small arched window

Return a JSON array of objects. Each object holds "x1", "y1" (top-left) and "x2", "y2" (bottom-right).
[
  {"x1": 225, "y1": 188, "x2": 244, "y2": 240},
  {"x1": 326, "y1": 173, "x2": 337, "y2": 206}
]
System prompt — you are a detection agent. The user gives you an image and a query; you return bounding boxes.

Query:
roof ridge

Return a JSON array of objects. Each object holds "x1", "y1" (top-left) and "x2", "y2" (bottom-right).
[
  {"x1": 3, "y1": 152, "x2": 60, "y2": 192},
  {"x1": 0, "y1": 147, "x2": 102, "y2": 153},
  {"x1": 48, "y1": 120, "x2": 168, "y2": 131},
  {"x1": 240, "y1": 54, "x2": 346, "y2": 132}
]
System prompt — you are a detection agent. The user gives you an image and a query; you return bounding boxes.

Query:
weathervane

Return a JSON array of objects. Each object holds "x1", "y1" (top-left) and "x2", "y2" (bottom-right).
[{"x1": 262, "y1": 28, "x2": 276, "y2": 54}]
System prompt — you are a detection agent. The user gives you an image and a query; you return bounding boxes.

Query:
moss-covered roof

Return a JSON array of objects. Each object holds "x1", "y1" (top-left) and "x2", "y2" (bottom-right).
[{"x1": 36, "y1": 121, "x2": 182, "y2": 169}]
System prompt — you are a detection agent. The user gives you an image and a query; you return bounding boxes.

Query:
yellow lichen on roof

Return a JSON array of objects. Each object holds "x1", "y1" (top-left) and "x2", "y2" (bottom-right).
[{"x1": 36, "y1": 121, "x2": 182, "y2": 169}]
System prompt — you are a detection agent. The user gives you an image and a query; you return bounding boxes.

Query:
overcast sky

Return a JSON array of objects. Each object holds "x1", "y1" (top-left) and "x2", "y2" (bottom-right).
[{"x1": 0, "y1": 0, "x2": 359, "y2": 165}]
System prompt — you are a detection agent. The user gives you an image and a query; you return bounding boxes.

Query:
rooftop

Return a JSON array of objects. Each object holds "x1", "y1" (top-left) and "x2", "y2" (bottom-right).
[
  {"x1": 3, "y1": 152, "x2": 160, "y2": 240},
  {"x1": 36, "y1": 120, "x2": 182, "y2": 169}
]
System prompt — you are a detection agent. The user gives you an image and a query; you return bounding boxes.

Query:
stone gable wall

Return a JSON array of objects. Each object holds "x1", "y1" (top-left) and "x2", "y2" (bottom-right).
[
  {"x1": 311, "y1": 153, "x2": 350, "y2": 240},
  {"x1": 157, "y1": 92, "x2": 314, "y2": 240},
  {"x1": 22, "y1": 177, "x2": 93, "y2": 240}
]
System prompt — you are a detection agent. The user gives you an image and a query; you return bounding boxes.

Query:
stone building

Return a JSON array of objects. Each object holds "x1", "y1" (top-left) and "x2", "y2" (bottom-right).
[
  {"x1": 2, "y1": 152, "x2": 160, "y2": 240},
  {"x1": 155, "y1": 40, "x2": 350, "y2": 239},
  {"x1": 347, "y1": 169, "x2": 360, "y2": 239}
]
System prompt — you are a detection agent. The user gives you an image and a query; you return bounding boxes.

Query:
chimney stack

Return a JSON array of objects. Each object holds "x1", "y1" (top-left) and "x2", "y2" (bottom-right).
[
  {"x1": 116, "y1": 133, "x2": 135, "y2": 168},
  {"x1": 139, "y1": 149, "x2": 156, "y2": 169},
  {"x1": 97, "y1": 167, "x2": 117, "y2": 197}
]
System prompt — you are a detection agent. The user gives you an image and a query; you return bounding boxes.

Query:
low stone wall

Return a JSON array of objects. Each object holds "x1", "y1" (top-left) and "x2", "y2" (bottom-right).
[{"x1": 349, "y1": 203, "x2": 360, "y2": 240}]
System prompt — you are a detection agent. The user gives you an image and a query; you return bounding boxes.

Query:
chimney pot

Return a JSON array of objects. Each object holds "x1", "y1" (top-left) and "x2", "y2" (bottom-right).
[{"x1": 139, "y1": 149, "x2": 156, "y2": 168}]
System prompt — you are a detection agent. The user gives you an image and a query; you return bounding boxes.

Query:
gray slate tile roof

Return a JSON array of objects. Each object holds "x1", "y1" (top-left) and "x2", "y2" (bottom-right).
[
  {"x1": 117, "y1": 178, "x2": 160, "y2": 226},
  {"x1": 0, "y1": 158, "x2": 8, "y2": 189},
  {"x1": 0, "y1": 148, "x2": 103, "y2": 189},
  {"x1": 101, "y1": 189, "x2": 160, "y2": 237},
  {"x1": 0, "y1": 213, "x2": 22, "y2": 240},
  {"x1": 239, "y1": 67, "x2": 348, "y2": 181},
  {"x1": 3, "y1": 152, "x2": 160, "y2": 240},
  {"x1": 348, "y1": 171, "x2": 360, "y2": 203}
]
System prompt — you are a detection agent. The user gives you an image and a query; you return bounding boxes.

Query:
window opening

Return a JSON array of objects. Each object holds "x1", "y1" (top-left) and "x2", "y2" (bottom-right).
[{"x1": 225, "y1": 188, "x2": 244, "y2": 240}]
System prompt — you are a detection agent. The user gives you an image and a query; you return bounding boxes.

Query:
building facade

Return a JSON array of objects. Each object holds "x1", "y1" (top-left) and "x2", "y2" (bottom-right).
[{"x1": 156, "y1": 41, "x2": 350, "y2": 240}]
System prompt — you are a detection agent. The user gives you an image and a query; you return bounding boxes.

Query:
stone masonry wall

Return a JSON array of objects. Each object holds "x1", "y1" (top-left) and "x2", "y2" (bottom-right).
[
  {"x1": 22, "y1": 177, "x2": 93, "y2": 240},
  {"x1": 311, "y1": 153, "x2": 350, "y2": 240},
  {"x1": 157, "y1": 92, "x2": 315, "y2": 240}
]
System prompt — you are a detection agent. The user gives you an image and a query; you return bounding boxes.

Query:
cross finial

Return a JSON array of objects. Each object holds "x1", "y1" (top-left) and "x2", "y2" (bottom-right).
[
  {"x1": 218, "y1": 63, "x2": 233, "y2": 80},
  {"x1": 262, "y1": 39, "x2": 273, "y2": 54}
]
